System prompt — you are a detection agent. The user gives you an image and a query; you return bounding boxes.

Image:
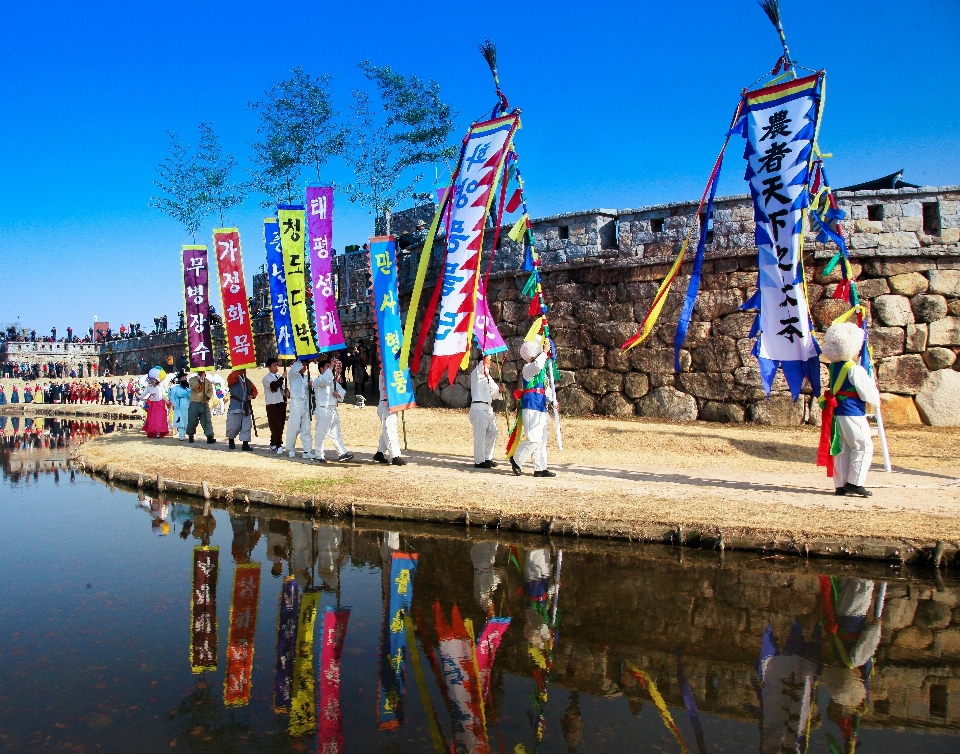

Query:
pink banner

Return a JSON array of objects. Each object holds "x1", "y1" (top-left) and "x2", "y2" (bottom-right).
[
  {"x1": 474, "y1": 280, "x2": 507, "y2": 355},
  {"x1": 318, "y1": 607, "x2": 350, "y2": 754},
  {"x1": 305, "y1": 186, "x2": 345, "y2": 353},
  {"x1": 475, "y1": 617, "x2": 510, "y2": 700},
  {"x1": 213, "y1": 229, "x2": 257, "y2": 369}
]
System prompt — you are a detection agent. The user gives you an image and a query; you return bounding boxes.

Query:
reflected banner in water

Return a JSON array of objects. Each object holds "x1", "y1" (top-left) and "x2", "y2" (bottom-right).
[
  {"x1": 273, "y1": 575, "x2": 301, "y2": 713},
  {"x1": 318, "y1": 606, "x2": 350, "y2": 753},
  {"x1": 223, "y1": 563, "x2": 261, "y2": 707},
  {"x1": 378, "y1": 551, "x2": 418, "y2": 730},
  {"x1": 289, "y1": 590, "x2": 320, "y2": 736},
  {"x1": 190, "y1": 546, "x2": 219, "y2": 673}
]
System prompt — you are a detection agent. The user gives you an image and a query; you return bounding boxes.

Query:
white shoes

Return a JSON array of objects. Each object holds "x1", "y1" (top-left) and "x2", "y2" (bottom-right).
[
  {"x1": 302, "y1": 452, "x2": 315, "y2": 460},
  {"x1": 288, "y1": 450, "x2": 296, "y2": 458},
  {"x1": 277, "y1": 447, "x2": 284, "y2": 455}
]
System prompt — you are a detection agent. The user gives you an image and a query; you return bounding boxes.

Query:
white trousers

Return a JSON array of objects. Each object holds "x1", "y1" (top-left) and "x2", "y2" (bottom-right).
[
  {"x1": 514, "y1": 409, "x2": 548, "y2": 472},
  {"x1": 285, "y1": 399, "x2": 313, "y2": 454},
  {"x1": 469, "y1": 404, "x2": 498, "y2": 464},
  {"x1": 378, "y1": 402, "x2": 401, "y2": 458},
  {"x1": 314, "y1": 406, "x2": 346, "y2": 456},
  {"x1": 834, "y1": 415, "x2": 873, "y2": 488}
]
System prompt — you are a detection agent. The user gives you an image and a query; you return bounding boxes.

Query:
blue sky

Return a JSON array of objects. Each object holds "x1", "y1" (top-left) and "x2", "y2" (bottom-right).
[{"x1": 1, "y1": 0, "x2": 958, "y2": 334}]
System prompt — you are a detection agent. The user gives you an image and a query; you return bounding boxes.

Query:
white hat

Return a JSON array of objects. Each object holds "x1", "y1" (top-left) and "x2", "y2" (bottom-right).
[
  {"x1": 520, "y1": 340, "x2": 543, "y2": 362},
  {"x1": 822, "y1": 321, "x2": 864, "y2": 363}
]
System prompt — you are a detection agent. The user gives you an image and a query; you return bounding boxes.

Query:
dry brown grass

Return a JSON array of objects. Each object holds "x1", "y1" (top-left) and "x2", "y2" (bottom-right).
[{"x1": 74, "y1": 367, "x2": 960, "y2": 546}]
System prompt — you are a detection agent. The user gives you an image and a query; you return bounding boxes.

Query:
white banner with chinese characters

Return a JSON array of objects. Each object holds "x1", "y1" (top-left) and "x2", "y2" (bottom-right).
[
  {"x1": 742, "y1": 73, "x2": 822, "y2": 398},
  {"x1": 429, "y1": 113, "x2": 519, "y2": 389}
]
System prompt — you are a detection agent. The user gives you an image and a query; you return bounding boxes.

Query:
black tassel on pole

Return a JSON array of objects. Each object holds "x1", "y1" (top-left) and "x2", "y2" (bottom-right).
[
  {"x1": 478, "y1": 38, "x2": 509, "y2": 112},
  {"x1": 758, "y1": 0, "x2": 793, "y2": 69}
]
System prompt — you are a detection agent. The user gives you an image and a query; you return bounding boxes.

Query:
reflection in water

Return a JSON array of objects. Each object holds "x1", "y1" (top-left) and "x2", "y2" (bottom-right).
[{"x1": 2, "y1": 471, "x2": 959, "y2": 753}]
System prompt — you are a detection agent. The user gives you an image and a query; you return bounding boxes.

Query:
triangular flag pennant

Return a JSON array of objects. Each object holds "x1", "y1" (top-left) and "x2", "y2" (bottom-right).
[
  {"x1": 505, "y1": 189, "x2": 523, "y2": 214},
  {"x1": 507, "y1": 215, "x2": 529, "y2": 243}
]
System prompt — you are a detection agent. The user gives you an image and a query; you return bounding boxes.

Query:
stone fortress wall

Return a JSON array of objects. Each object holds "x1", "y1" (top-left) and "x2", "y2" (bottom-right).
[
  {"x1": 459, "y1": 184, "x2": 960, "y2": 426},
  {"x1": 2, "y1": 341, "x2": 100, "y2": 373}
]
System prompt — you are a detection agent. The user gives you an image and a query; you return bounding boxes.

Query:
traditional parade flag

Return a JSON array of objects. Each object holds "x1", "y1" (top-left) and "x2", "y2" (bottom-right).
[
  {"x1": 426, "y1": 114, "x2": 519, "y2": 389},
  {"x1": 475, "y1": 617, "x2": 510, "y2": 701},
  {"x1": 190, "y1": 546, "x2": 219, "y2": 673},
  {"x1": 433, "y1": 603, "x2": 489, "y2": 754},
  {"x1": 289, "y1": 589, "x2": 320, "y2": 737},
  {"x1": 277, "y1": 205, "x2": 319, "y2": 359},
  {"x1": 213, "y1": 229, "x2": 257, "y2": 369},
  {"x1": 378, "y1": 552, "x2": 418, "y2": 730},
  {"x1": 474, "y1": 279, "x2": 507, "y2": 355},
  {"x1": 223, "y1": 563, "x2": 261, "y2": 707},
  {"x1": 182, "y1": 246, "x2": 215, "y2": 371},
  {"x1": 273, "y1": 576, "x2": 300, "y2": 713},
  {"x1": 740, "y1": 73, "x2": 823, "y2": 398},
  {"x1": 369, "y1": 236, "x2": 416, "y2": 412},
  {"x1": 305, "y1": 186, "x2": 345, "y2": 354},
  {"x1": 264, "y1": 218, "x2": 296, "y2": 358},
  {"x1": 318, "y1": 607, "x2": 350, "y2": 752}
]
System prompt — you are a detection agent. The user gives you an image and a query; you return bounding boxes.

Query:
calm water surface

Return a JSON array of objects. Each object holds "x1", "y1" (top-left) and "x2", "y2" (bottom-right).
[{"x1": 2, "y1": 415, "x2": 959, "y2": 753}]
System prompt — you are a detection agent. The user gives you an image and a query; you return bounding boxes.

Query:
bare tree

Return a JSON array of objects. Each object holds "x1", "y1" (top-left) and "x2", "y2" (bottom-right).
[
  {"x1": 344, "y1": 62, "x2": 458, "y2": 233},
  {"x1": 248, "y1": 67, "x2": 346, "y2": 207},
  {"x1": 195, "y1": 122, "x2": 245, "y2": 227},
  {"x1": 149, "y1": 131, "x2": 207, "y2": 239}
]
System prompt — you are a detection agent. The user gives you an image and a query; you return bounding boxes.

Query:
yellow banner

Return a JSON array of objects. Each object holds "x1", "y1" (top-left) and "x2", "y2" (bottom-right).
[
  {"x1": 277, "y1": 207, "x2": 319, "y2": 358},
  {"x1": 289, "y1": 590, "x2": 320, "y2": 736},
  {"x1": 507, "y1": 215, "x2": 529, "y2": 243}
]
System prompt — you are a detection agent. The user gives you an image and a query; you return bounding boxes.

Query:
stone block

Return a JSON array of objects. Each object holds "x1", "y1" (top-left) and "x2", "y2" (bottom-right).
[
  {"x1": 501, "y1": 300, "x2": 526, "y2": 324},
  {"x1": 855, "y1": 277, "x2": 890, "y2": 299},
  {"x1": 557, "y1": 349, "x2": 588, "y2": 370},
  {"x1": 900, "y1": 216, "x2": 922, "y2": 232},
  {"x1": 678, "y1": 373, "x2": 736, "y2": 401},
  {"x1": 699, "y1": 401, "x2": 745, "y2": 423},
  {"x1": 748, "y1": 395, "x2": 806, "y2": 425},
  {"x1": 636, "y1": 386, "x2": 698, "y2": 422},
  {"x1": 588, "y1": 344, "x2": 606, "y2": 369},
  {"x1": 928, "y1": 269, "x2": 960, "y2": 296},
  {"x1": 557, "y1": 386, "x2": 595, "y2": 416},
  {"x1": 440, "y1": 382, "x2": 470, "y2": 408},
  {"x1": 863, "y1": 260, "x2": 933, "y2": 276},
  {"x1": 915, "y1": 369, "x2": 960, "y2": 425},
  {"x1": 591, "y1": 321, "x2": 638, "y2": 348},
  {"x1": 951, "y1": 300, "x2": 960, "y2": 317},
  {"x1": 691, "y1": 336, "x2": 741, "y2": 373},
  {"x1": 577, "y1": 369, "x2": 623, "y2": 395},
  {"x1": 682, "y1": 321, "x2": 712, "y2": 349},
  {"x1": 814, "y1": 299, "x2": 854, "y2": 330},
  {"x1": 624, "y1": 372, "x2": 649, "y2": 399},
  {"x1": 873, "y1": 295, "x2": 915, "y2": 326},
  {"x1": 911, "y1": 294, "x2": 948, "y2": 323},
  {"x1": 901, "y1": 201, "x2": 923, "y2": 217},
  {"x1": 876, "y1": 354, "x2": 928, "y2": 395},
  {"x1": 922, "y1": 347, "x2": 957, "y2": 370},
  {"x1": 849, "y1": 233, "x2": 878, "y2": 249},
  {"x1": 879, "y1": 393, "x2": 922, "y2": 425},
  {"x1": 415, "y1": 382, "x2": 445, "y2": 408},
  {"x1": 914, "y1": 600, "x2": 952, "y2": 630},
  {"x1": 888, "y1": 272, "x2": 929, "y2": 296},
  {"x1": 576, "y1": 301, "x2": 609, "y2": 322},
  {"x1": 693, "y1": 289, "x2": 744, "y2": 320},
  {"x1": 605, "y1": 347, "x2": 631, "y2": 373},
  {"x1": 893, "y1": 626, "x2": 933, "y2": 650},
  {"x1": 905, "y1": 323, "x2": 928, "y2": 353},
  {"x1": 854, "y1": 219, "x2": 884, "y2": 233},
  {"x1": 630, "y1": 347, "x2": 691, "y2": 374},
  {"x1": 868, "y1": 326, "x2": 905, "y2": 358},
  {"x1": 714, "y1": 312, "x2": 757, "y2": 339},
  {"x1": 598, "y1": 392, "x2": 634, "y2": 417},
  {"x1": 928, "y1": 317, "x2": 960, "y2": 346},
  {"x1": 883, "y1": 596, "x2": 917, "y2": 630}
]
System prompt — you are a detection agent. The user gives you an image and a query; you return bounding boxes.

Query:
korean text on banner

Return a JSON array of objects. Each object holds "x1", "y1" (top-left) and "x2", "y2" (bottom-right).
[
  {"x1": 369, "y1": 237, "x2": 416, "y2": 412},
  {"x1": 264, "y1": 219, "x2": 296, "y2": 358},
  {"x1": 182, "y1": 246, "x2": 215, "y2": 371},
  {"x1": 742, "y1": 73, "x2": 822, "y2": 398},
  {"x1": 474, "y1": 279, "x2": 507, "y2": 355},
  {"x1": 378, "y1": 552, "x2": 418, "y2": 730},
  {"x1": 318, "y1": 607, "x2": 350, "y2": 752},
  {"x1": 223, "y1": 563, "x2": 261, "y2": 707},
  {"x1": 429, "y1": 114, "x2": 519, "y2": 389},
  {"x1": 277, "y1": 205, "x2": 318, "y2": 359},
  {"x1": 289, "y1": 590, "x2": 320, "y2": 737},
  {"x1": 213, "y1": 229, "x2": 257, "y2": 369},
  {"x1": 273, "y1": 576, "x2": 300, "y2": 713},
  {"x1": 190, "y1": 546, "x2": 219, "y2": 673},
  {"x1": 305, "y1": 186, "x2": 345, "y2": 353}
]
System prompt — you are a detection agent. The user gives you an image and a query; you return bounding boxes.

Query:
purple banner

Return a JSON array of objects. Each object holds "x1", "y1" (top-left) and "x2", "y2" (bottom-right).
[
  {"x1": 306, "y1": 186, "x2": 345, "y2": 353},
  {"x1": 182, "y1": 245, "x2": 214, "y2": 371},
  {"x1": 474, "y1": 279, "x2": 507, "y2": 355}
]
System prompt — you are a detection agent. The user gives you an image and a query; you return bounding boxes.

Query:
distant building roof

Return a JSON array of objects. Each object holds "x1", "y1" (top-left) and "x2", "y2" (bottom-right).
[{"x1": 837, "y1": 170, "x2": 920, "y2": 192}]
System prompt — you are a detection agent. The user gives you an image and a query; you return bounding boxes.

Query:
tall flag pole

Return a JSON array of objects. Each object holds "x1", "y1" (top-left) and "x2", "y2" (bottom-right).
[{"x1": 213, "y1": 228, "x2": 257, "y2": 369}]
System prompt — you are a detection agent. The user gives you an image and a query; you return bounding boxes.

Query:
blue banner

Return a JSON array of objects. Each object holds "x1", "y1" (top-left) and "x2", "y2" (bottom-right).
[
  {"x1": 264, "y1": 218, "x2": 296, "y2": 358},
  {"x1": 377, "y1": 552, "x2": 418, "y2": 730},
  {"x1": 369, "y1": 236, "x2": 416, "y2": 411}
]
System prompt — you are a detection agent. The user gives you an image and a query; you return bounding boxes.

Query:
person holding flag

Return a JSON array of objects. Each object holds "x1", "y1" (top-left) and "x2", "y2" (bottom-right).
[
  {"x1": 284, "y1": 358, "x2": 314, "y2": 460},
  {"x1": 311, "y1": 356, "x2": 353, "y2": 463},
  {"x1": 470, "y1": 354, "x2": 501, "y2": 469},
  {"x1": 510, "y1": 340, "x2": 556, "y2": 478}
]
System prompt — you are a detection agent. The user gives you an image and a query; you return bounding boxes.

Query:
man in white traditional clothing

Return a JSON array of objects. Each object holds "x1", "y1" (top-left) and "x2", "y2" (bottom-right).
[
  {"x1": 311, "y1": 355, "x2": 353, "y2": 464},
  {"x1": 510, "y1": 340, "x2": 556, "y2": 478},
  {"x1": 470, "y1": 354, "x2": 501, "y2": 469},
  {"x1": 372, "y1": 370, "x2": 406, "y2": 466},
  {"x1": 819, "y1": 322, "x2": 880, "y2": 497},
  {"x1": 284, "y1": 358, "x2": 314, "y2": 460}
]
